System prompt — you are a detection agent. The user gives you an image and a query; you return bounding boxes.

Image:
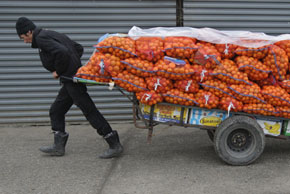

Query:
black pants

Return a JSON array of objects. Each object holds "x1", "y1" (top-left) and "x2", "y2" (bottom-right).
[{"x1": 49, "y1": 81, "x2": 112, "y2": 136}]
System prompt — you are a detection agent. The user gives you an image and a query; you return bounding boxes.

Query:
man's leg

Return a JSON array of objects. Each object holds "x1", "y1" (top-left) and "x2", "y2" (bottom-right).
[
  {"x1": 64, "y1": 82, "x2": 112, "y2": 136},
  {"x1": 39, "y1": 86, "x2": 73, "y2": 156},
  {"x1": 49, "y1": 86, "x2": 74, "y2": 133},
  {"x1": 64, "y1": 82, "x2": 123, "y2": 158}
]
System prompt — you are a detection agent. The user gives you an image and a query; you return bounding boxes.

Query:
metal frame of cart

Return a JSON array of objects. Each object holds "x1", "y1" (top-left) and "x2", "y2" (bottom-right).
[{"x1": 72, "y1": 77, "x2": 290, "y2": 166}]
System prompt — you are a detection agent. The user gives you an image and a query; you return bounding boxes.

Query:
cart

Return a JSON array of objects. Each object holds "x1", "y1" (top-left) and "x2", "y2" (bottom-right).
[{"x1": 72, "y1": 76, "x2": 290, "y2": 166}]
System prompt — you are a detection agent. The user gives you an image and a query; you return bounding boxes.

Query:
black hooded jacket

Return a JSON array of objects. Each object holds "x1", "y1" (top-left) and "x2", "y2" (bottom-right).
[{"x1": 31, "y1": 28, "x2": 83, "y2": 79}]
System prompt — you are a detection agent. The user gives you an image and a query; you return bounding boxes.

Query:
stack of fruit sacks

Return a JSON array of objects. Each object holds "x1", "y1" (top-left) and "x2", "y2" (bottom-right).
[
  {"x1": 74, "y1": 33, "x2": 290, "y2": 119},
  {"x1": 75, "y1": 52, "x2": 115, "y2": 82}
]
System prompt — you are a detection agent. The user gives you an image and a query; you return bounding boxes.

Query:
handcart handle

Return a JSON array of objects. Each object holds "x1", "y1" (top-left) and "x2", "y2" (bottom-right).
[
  {"x1": 60, "y1": 76, "x2": 115, "y2": 90},
  {"x1": 60, "y1": 76, "x2": 74, "y2": 82},
  {"x1": 60, "y1": 76, "x2": 108, "y2": 85}
]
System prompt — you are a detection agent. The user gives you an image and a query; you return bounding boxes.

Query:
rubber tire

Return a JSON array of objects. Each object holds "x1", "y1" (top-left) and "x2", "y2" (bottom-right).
[
  {"x1": 214, "y1": 115, "x2": 265, "y2": 166},
  {"x1": 207, "y1": 129, "x2": 215, "y2": 142}
]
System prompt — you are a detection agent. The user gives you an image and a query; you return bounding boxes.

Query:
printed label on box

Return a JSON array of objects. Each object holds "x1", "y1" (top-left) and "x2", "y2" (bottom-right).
[
  {"x1": 141, "y1": 104, "x2": 188, "y2": 123},
  {"x1": 256, "y1": 118, "x2": 282, "y2": 136},
  {"x1": 283, "y1": 121, "x2": 290, "y2": 136},
  {"x1": 188, "y1": 108, "x2": 229, "y2": 127}
]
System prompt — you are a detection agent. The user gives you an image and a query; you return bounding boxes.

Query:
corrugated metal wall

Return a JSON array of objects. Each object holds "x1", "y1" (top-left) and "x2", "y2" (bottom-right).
[
  {"x1": 4, "y1": 0, "x2": 288, "y2": 125},
  {"x1": 0, "y1": 0, "x2": 176, "y2": 124},
  {"x1": 184, "y1": 0, "x2": 290, "y2": 35}
]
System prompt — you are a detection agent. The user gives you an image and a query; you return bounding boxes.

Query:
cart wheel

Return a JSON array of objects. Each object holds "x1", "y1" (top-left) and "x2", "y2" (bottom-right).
[
  {"x1": 207, "y1": 129, "x2": 215, "y2": 142},
  {"x1": 214, "y1": 115, "x2": 265, "y2": 166}
]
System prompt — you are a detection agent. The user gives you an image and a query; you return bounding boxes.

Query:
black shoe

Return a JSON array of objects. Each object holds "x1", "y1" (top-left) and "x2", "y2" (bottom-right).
[
  {"x1": 99, "y1": 131, "x2": 123, "y2": 159},
  {"x1": 39, "y1": 131, "x2": 69, "y2": 156}
]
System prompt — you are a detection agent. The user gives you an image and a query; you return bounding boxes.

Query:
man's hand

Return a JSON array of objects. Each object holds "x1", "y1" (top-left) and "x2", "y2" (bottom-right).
[{"x1": 52, "y1": 71, "x2": 59, "y2": 79}]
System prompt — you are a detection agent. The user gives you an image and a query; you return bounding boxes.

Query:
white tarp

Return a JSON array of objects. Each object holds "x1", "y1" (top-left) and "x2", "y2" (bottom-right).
[{"x1": 128, "y1": 26, "x2": 290, "y2": 48}]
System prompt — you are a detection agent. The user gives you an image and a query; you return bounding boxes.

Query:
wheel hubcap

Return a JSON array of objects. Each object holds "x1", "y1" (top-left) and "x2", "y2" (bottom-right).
[{"x1": 227, "y1": 129, "x2": 252, "y2": 152}]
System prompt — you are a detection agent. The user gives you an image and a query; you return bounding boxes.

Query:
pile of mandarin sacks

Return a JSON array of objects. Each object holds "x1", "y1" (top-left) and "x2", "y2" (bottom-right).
[{"x1": 75, "y1": 35, "x2": 290, "y2": 118}]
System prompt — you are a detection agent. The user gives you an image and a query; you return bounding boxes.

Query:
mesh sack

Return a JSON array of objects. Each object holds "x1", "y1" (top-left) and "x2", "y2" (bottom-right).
[
  {"x1": 263, "y1": 45, "x2": 288, "y2": 81},
  {"x1": 136, "y1": 90, "x2": 163, "y2": 106},
  {"x1": 195, "y1": 90, "x2": 219, "y2": 109},
  {"x1": 219, "y1": 96, "x2": 243, "y2": 112},
  {"x1": 262, "y1": 85, "x2": 290, "y2": 107},
  {"x1": 274, "y1": 40, "x2": 290, "y2": 59},
  {"x1": 95, "y1": 36, "x2": 136, "y2": 59},
  {"x1": 162, "y1": 89, "x2": 198, "y2": 106},
  {"x1": 194, "y1": 42, "x2": 221, "y2": 69},
  {"x1": 113, "y1": 71, "x2": 147, "y2": 92},
  {"x1": 121, "y1": 58, "x2": 155, "y2": 77},
  {"x1": 235, "y1": 45, "x2": 269, "y2": 59},
  {"x1": 235, "y1": 56, "x2": 270, "y2": 81},
  {"x1": 164, "y1": 36, "x2": 198, "y2": 59},
  {"x1": 276, "y1": 106, "x2": 290, "y2": 119},
  {"x1": 228, "y1": 84, "x2": 266, "y2": 104},
  {"x1": 212, "y1": 59, "x2": 252, "y2": 85},
  {"x1": 191, "y1": 64, "x2": 213, "y2": 83},
  {"x1": 173, "y1": 79, "x2": 199, "y2": 93},
  {"x1": 200, "y1": 79, "x2": 235, "y2": 98},
  {"x1": 145, "y1": 76, "x2": 173, "y2": 93},
  {"x1": 279, "y1": 80, "x2": 290, "y2": 93},
  {"x1": 215, "y1": 44, "x2": 237, "y2": 59},
  {"x1": 243, "y1": 103, "x2": 278, "y2": 116},
  {"x1": 75, "y1": 52, "x2": 112, "y2": 82},
  {"x1": 155, "y1": 56, "x2": 195, "y2": 80},
  {"x1": 135, "y1": 37, "x2": 164, "y2": 62}
]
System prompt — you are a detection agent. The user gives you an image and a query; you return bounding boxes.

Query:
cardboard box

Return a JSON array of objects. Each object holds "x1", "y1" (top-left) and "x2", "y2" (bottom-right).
[
  {"x1": 282, "y1": 120, "x2": 290, "y2": 136},
  {"x1": 188, "y1": 108, "x2": 229, "y2": 127},
  {"x1": 140, "y1": 103, "x2": 284, "y2": 137},
  {"x1": 256, "y1": 118, "x2": 282, "y2": 136},
  {"x1": 140, "y1": 103, "x2": 188, "y2": 124}
]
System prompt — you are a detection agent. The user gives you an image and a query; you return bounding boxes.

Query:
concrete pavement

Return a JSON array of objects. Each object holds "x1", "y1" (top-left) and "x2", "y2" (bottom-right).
[{"x1": 1, "y1": 123, "x2": 290, "y2": 194}]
